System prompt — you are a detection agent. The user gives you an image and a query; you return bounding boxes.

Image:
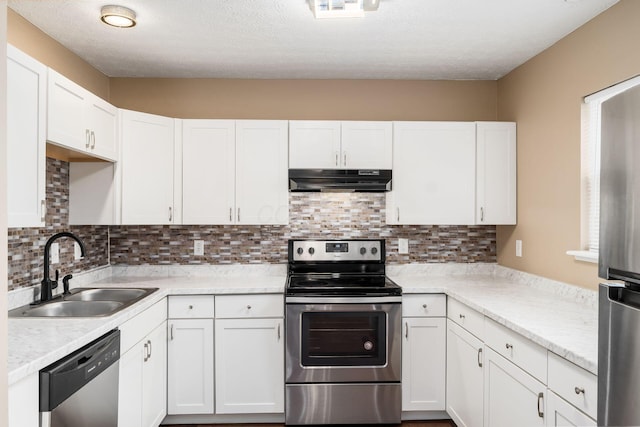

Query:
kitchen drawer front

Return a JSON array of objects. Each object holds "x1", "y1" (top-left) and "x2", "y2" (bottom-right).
[
  {"x1": 120, "y1": 297, "x2": 167, "y2": 354},
  {"x1": 484, "y1": 318, "x2": 547, "y2": 384},
  {"x1": 403, "y1": 294, "x2": 446, "y2": 317},
  {"x1": 168, "y1": 295, "x2": 215, "y2": 318},
  {"x1": 447, "y1": 298, "x2": 484, "y2": 339},
  {"x1": 215, "y1": 294, "x2": 284, "y2": 318},
  {"x1": 548, "y1": 352, "x2": 597, "y2": 419}
]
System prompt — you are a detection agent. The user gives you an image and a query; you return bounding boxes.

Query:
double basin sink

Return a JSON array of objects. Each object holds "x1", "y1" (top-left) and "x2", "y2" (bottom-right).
[{"x1": 9, "y1": 287, "x2": 158, "y2": 318}]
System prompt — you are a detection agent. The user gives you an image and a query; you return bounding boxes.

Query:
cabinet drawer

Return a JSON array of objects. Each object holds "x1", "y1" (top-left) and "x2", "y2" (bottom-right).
[
  {"x1": 168, "y1": 295, "x2": 215, "y2": 318},
  {"x1": 484, "y1": 318, "x2": 547, "y2": 384},
  {"x1": 215, "y1": 294, "x2": 283, "y2": 318},
  {"x1": 120, "y1": 298, "x2": 167, "y2": 354},
  {"x1": 447, "y1": 298, "x2": 484, "y2": 339},
  {"x1": 403, "y1": 294, "x2": 446, "y2": 317},
  {"x1": 548, "y1": 352, "x2": 597, "y2": 419}
]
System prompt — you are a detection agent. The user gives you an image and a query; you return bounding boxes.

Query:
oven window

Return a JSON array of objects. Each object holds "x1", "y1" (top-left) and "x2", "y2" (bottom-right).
[{"x1": 301, "y1": 311, "x2": 387, "y2": 366}]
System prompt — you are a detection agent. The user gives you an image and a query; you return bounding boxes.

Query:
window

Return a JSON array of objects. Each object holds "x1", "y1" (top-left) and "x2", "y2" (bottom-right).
[{"x1": 569, "y1": 76, "x2": 640, "y2": 263}]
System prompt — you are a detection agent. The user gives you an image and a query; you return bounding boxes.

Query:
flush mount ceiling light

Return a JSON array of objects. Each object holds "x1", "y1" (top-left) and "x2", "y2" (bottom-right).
[
  {"x1": 310, "y1": 0, "x2": 380, "y2": 19},
  {"x1": 100, "y1": 5, "x2": 137, "y2": 28}
]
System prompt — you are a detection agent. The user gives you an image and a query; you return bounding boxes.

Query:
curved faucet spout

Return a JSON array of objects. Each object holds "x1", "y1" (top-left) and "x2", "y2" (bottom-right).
[{"x1": 41, "y1": 232, "x2": 86, "y2": 303}]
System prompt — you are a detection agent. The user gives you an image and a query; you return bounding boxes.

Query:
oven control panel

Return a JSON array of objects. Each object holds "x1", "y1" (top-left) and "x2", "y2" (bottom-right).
[{"x1": 291, "y1": 240, "x2": 384, "y2": 262}]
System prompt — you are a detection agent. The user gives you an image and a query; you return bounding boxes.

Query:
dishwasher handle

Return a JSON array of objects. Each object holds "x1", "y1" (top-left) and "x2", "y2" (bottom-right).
[{"x1": 40, "y1": 329, "x2": 121, "y2": 412}]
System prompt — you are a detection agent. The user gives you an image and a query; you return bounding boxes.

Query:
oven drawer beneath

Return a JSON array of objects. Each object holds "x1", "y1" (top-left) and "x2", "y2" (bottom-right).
[{"x1": 286, "y1": 383, "x2": 401, "y2": 425}]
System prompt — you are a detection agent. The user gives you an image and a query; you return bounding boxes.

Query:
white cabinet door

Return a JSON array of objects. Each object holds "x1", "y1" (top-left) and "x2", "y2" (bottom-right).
[
  {"x1": 215, "y1": 318, "x2": 284, "y2": 414},
  {"x1": 8, "y1": 373, "x2": 39, "y2": 427},
  {"x1": 118, "y1": 339, "x2": 145, "y2": 427},
  {"x1": 87, "y1": 94, "x2": 118, "y2": 161},
  {"x1": 167, "y1": 319, "x2": 215, "y2": 415},
  {"x1": 484, "y1": 347, "x2": 546, "y2": 427},
  {"x1": 7, "y1": 45, "x2": 46, "y2": 227},
  {"x1": 546, "y1": 391, "x2": 596, "y2": 427},
  {"x1": 182, "y1": 120, "x2": 236, "y2": 224},
  {"x1": 47, "y1": 68, "x2": 88, "y2": 152},
  {"x1": 235, "y1": 120, "x2": 289, "y2": 225},
  {"x1": 121, "y1": 110, "x2": 176, "y2": 224},
  {"x1": 401, "y1": 317, "x2": 446, "y2": 411},
  {"x1": 476, "y1": 122, "x2": 516, "y2": 225},
  {"x1": 142, "y1": 322, "x2": 167, "y2": 427},
  {"x1": 387, "y1": 121, "x2": 476, "y2": 225},
  {"x1": 447, "y1": 319, "x2": 484, "y2": 427},
  {"x1": 341, "y1": 121, "x2": 392, "y2": 169},
  {"x1": 289, "y1": 120, "x2": 341, "y2": 168}
]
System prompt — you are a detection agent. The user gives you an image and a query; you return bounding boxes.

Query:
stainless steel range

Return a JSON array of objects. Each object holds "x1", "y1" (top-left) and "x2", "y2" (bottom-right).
[{"x1": 285, "y1": 239, "x2": 402, "y2": 425}]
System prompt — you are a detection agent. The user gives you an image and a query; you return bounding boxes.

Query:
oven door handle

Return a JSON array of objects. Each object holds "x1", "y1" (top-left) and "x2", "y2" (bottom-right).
[{"x1": 286, "y1": 296, "x2": 402, "y2": 304}]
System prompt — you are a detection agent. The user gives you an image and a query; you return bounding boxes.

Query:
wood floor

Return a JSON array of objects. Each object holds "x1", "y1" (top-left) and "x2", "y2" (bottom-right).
[{"x1": 168, "y1": 422, "x2": 456, "y2": 427}]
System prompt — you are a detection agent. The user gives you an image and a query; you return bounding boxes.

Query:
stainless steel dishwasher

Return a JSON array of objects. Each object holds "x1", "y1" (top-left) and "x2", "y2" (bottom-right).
[{"x1": 40, "y1": 329, "x2": 121, "y2": 427}]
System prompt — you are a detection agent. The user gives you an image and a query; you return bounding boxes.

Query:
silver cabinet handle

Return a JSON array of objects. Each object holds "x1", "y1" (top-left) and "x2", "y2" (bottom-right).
[
  {"x1": 537, "y1": 392, "x2": 544, "y2": 418},
  {"x1": 505, "y1": 343, "x2": 513, "y2": 350},
  {"x1": 169, "y1": 207, "x2": 173, "y2": 222},
  {"x1": 343, "y1": 152, "x2": 347, "y2": 167},
  {"x1": 237, "y1": 208, "x2": 240, "y2": 222},
  {"x1": 85, "y1": 129, "x2": 90, "y2": 148},
  {"x1": 397, "y1": 208, "x2": 400, "y2": 222},
  {"x1": 148, "y1": 339, "x2": 152, "y2": 359},
  {"x1": 170, "y1": 324, "x2": 174, "y2": 340},
  {"x1": 480, "y1": 206, "x2": 484, "y2": 222},
  {"x1": 277, "y1": 323, "x2": 281, "y2": 341},
  {"x1": 229, "y1": 207, "x2": 232, "y2": 222},
  {"x1": 143, "y1": 342, "x2": 149, "y2": 362},
  {"x1": 405, "y1": 322, "x2": 409, "y2": 339},
  {"x1": 90, "y1": 131, "x2": 96, "y2": 149},
  {"x1": 335, "y1": 152, "x2": 339, "y2": 167},
  {"x1": 477, "y1": 347, "x2": 483, "y2": 367},
  {"x1": 574, "y1": 387, "x2": 585, "y2": 395},
  {"x1": 41, "y1": 200, "x2": 46, "y2": 222},
  {"x1": 459, "y1": 314, "x2": 466, "y2": 320}
]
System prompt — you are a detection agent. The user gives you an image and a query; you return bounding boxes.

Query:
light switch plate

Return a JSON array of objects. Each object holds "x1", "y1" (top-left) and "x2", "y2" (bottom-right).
[
  {"x1": 51, "y1": 243, "x2": 60, "y2": 264},
  {"x1": 516, "y1": 240, "x2": 523, "y2": 257},
  {"x1": 398, "y1": 238, "x2": 409, "y2": 254},
  {"x1": 194, "y1": 240, "x2": 205, "y2": 256}
]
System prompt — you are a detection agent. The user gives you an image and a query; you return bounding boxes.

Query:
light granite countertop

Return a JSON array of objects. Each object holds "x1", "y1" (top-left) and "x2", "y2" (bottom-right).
[{"x1": 7, "y1": 263, "x2": 599, "y2": 386}]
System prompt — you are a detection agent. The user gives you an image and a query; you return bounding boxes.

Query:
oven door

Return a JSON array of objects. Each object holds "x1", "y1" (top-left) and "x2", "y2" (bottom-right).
[{"x1": 285, "y1": 297, "x2": 401, "y2": 383}]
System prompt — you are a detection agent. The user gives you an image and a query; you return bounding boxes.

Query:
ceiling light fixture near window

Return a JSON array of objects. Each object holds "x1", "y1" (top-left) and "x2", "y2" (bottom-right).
[
  {"x1": 100, "y1": 5, "x2": 137, "y2": 28},
  {"x1": 310, "y1": 0, "x2": 380, "y2": 19}
]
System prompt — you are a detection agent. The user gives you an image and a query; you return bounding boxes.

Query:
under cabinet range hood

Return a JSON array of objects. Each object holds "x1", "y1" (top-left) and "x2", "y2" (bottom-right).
[{"x1": 289, "y1": 169, "x2": 392, "y2": 192}]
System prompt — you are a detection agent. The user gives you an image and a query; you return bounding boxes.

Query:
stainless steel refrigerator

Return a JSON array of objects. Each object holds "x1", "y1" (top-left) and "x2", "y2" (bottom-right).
[{"x1": 598, "y1": 83, "x2": 640, "y2": 426}]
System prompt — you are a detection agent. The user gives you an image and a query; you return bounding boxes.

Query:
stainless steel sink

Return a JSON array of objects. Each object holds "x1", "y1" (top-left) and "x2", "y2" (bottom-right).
[
  {"x1": 65, "y1": 288, "x2": 150, "y2": 302},
  {"x1": 9, "y1": 287, "x2": 158, "y2": 318}
]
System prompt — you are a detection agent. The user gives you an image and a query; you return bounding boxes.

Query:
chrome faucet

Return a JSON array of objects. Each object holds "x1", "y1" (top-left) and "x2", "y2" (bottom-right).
[{"x1": 41, "y1": 232, "x2": 86, "y2": 303}]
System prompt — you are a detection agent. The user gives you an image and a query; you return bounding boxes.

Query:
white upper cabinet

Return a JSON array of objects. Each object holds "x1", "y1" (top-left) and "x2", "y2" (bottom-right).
[
  {"x1": 289, "y1": 120, "x2": 392, "y2": 169},
  {"x1": 7, "y1": 45, "x2": 47, "y2": 228},
  {"x1": 47, "y1": 68, "x2": 117, "y2": 161},
  {"x1": 476, "y1": 122, "x2": 517, "y2": 225},
  {"x1": 387, "y1": 121, "x2": 476, "y2": 225},
  {"x1": 236, "y1": 120, "x2": 289, "y2": 225},
  {"x1": 120, "y1": 109, "x2": 177, "y2": 225},
  {"x1": 182, "y1": 120, "x2": 236, "y2": 224}
]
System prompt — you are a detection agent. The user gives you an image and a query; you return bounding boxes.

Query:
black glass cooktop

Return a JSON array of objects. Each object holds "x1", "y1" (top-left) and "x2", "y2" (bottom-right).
[{"x1": 286, "y1": 273, "x2": 402, "y2": 296}]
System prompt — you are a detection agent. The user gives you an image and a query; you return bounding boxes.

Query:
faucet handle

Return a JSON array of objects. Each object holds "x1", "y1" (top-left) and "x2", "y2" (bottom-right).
[
  {"x1": 62, "y1": 274, "x2": 73, "y2": 296},
  {"x1": 52, "y1": 269, "x2": 59, "y2": 290}
]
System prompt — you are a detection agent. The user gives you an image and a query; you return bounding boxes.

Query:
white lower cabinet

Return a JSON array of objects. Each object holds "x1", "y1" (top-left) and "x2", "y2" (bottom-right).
[
  {"x1": 401, "y1": 294, "x2": 446, "y2": 412},
  {"x1": 167, "y1": 319, "x2": 215, "y2": 414},
  {"x1": 446, "y1": 319, "x2": 484, "y2": 427},
  {"x1": 546, "y1": 391, "x2": 596, "y2": 427},
  {"x1": 118, "y1": 299, "x2": 167, "y2": 427},
  {"x1": 484, "y1": 347, "x2": 546, "y2": 427},
  {"x1": 8, "y1": 372, "x2": 39, "y2": 427}
]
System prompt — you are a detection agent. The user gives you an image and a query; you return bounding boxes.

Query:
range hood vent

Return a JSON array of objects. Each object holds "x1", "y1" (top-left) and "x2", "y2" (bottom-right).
[{"x1": 289, "y1": 169, "x2": 392, "y2": 192}]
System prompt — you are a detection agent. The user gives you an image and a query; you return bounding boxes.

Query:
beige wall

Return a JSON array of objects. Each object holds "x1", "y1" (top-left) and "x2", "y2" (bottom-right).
[
  {"x1": 110, "y1": 78, "x2": 497, "y2": 121},
  {"x1": 497, "y1": 0, "x2": 640, "y2": 290},
  {"x1": 2, "y1": 3, "x2": 9, "y2": 423},
  {"x1": 7, "y1": 8, "x2": 109, "y2": 99}
]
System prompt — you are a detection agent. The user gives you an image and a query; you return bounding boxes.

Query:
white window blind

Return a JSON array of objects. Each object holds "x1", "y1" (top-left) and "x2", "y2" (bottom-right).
[{"x1": 581, "y1": 75, "x2": 640, "y2": 255}]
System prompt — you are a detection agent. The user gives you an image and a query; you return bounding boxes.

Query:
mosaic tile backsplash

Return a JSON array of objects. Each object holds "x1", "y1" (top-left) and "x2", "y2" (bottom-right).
[{"x1": 7, "y1": 159, "x2": 496, "y2": 291}]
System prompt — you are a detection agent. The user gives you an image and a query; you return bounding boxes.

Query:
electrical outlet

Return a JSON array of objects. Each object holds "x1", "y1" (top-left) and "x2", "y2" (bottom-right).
[
  {"x1": 51, "y1": 243, "x2": 60, "y2": 264},
  {"x1": 398, "y1": 238, "x2": 409, "y2": 254},
  {"x1": 74, "y1": 242, "x2": 83, "y2": 260},
  {"x1": 194, "y1": 240, "x2": 205, "y2": 256},
  {"x1": 516, "y1": 240, "x2": 523, "y2": 257}
]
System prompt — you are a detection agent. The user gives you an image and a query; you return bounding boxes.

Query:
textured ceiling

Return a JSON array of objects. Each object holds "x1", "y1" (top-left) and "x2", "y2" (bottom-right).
[{"x1": 8, "y1": 0, "x2": 619, "y2": 80}]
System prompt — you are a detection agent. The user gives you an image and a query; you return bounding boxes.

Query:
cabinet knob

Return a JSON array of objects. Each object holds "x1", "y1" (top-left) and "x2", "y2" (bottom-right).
[
  {"x1": 505, "y1": 343, "x2": 513, "y2": 350},
  {"x1": 247, "y1": 305, "x2": 252, "y2": 310},
  {"x1": 459, "y1": 314, "x2": 466, "y2": 319},
  {"x1": 188, "y1": 305, "x2": 193, "y2": 309},
  {"x1": 422, "y1": 304, "x2": 427, "y2": 309},
  {"x1": 574, "y1": 387, "x2": 585, "y2": 395}
]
